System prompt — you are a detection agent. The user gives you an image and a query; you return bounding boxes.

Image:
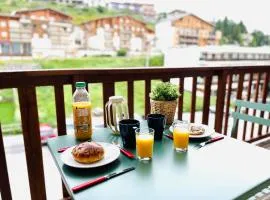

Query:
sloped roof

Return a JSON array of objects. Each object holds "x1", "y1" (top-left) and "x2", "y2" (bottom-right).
[
  {"x1": 0, "y1": 14, "x2": 20, "y2": 19},
  {"x1": 81, "y1": 15, "x2": 154, "y2": 33},
  {"x1": 14, "y1": 8, "x2": 72, "y2": 19},
  {"x1": 159, "y1": 12, "x2": 214, "y2": 27}
]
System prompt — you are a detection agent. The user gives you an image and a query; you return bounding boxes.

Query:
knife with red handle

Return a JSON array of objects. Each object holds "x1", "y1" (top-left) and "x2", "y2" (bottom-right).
[
  {"x1": 72, "y1": 167, "x2": 135, "y2": 193},
  {"x1": 118, "y1": 147, "x2": 135, "y2": 159},
  {"x1": 164, "y1": 134, "x2": 173, "y2": 140},
  {"x1": 57, "y1": 146, "x2": 70, "y2": 153}
]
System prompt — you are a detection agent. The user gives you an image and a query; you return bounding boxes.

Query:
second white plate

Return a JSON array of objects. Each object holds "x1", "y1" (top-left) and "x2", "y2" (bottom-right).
[
  {"x1": 61, "y1": 142, "x2": 120, "y2": 168},
  {"x1": 169, "y1": 123, "x2": 215, "y2": 138}
]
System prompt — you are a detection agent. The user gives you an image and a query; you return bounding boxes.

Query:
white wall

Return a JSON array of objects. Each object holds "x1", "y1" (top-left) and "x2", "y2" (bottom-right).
[
  {"x1": 113, "y1": 33, "x2": 120, "y2": 50},
  {"x1": 88, "y1": 27, "x2": 105, "y2": 50},
  {"x1": 130, "y1": 36, "x2": 142, "y2": 51},
  {"x1": 69, "y1": 26, "x2": 85, "y2": 49},
  {"x1": 155, "y1": 21, "x2": 174, "y2": 51}
]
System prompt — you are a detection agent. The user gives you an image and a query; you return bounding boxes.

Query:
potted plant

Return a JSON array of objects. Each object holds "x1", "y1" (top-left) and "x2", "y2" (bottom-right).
[{"x1": 150, "y1": 82, "x2": 180, "y2": 125}]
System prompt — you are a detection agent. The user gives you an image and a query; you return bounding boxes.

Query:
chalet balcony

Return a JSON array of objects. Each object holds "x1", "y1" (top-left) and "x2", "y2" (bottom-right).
[{"x1": 0, "y1": 65, "x2": 270, "y2": 200}]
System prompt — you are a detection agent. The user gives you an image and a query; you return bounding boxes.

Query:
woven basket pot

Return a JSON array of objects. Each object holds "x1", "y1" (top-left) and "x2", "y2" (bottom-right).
[{"x1": 150, "y1": 99, "x2": 177, "y2": 125}]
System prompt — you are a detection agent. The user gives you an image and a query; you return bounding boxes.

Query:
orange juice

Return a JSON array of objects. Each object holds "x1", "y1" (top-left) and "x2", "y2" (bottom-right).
[
  {"x1": 73, "y1": 82, "x2": 92, "y2": 140},
  {"x1": 73, "y1": 102, "x2": 92, "y2": 140},
  {"x1": 173, "y1": 127, "x2": 189, "y2": 150},
  {"x1": 136, "y1": 134, "x2": 154, "y2": 159}
]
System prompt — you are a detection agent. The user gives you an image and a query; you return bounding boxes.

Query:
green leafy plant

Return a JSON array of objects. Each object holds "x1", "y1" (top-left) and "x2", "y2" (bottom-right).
[
  {"x1": 117, "y1": 49, "x2": 127, "y2": 57},
  {"x1": 150, "y1": 82, "x2": 180, "y2": 101}
]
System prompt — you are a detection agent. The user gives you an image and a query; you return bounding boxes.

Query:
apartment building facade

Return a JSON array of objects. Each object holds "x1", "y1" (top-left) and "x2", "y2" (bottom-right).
[
  {"x1": 106, "y1": 2, "x2": 156, "y2": 22},
  {"x1": 0, "y1": 15, "x2": 32, "y2": 56},
  {"x1": 81, "y1": 15, "x2": 154, "y2": 52},
  {"x1": 14, "y1": 8, "x2": 84, "y2": 57},
  {"x1": 156, "y1": 12, "x2": 222, "y2": 50}
]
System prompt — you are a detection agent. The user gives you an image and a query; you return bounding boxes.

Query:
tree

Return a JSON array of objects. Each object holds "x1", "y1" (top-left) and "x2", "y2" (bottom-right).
[
  {"x1": 251, "y1": 30, "x2": 269, "y2": 46},
  {"x1": 215, "y1": 17, "x2": 249, "y2": 45}
]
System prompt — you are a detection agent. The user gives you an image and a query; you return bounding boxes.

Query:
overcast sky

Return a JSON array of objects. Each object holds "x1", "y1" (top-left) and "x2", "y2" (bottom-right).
[{"x1": 128, "y1": 0, "x2": 270, "y2": 34}]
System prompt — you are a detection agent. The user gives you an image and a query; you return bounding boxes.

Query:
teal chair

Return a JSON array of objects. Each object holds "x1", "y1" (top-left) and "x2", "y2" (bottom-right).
[{"x1": 231, "y1": 99, "x2": 270, "y2": 141}]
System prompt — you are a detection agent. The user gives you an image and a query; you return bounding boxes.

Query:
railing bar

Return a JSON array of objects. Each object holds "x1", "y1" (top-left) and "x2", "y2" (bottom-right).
[
  {"x1": 103, "y1": 82, "x2": 115, "y2": 127},
  {"x1": 54, "y1": 85, "x2": 69, "y2": 198},
  {"x1": 162, "y1": 78, "x2": 170, "y2": 82},
  {"x1": 258, "y1": 72, "x2": 270, "y2": 135},
  {"x1": 128, "y1": 81, "x2": 134, "y2": 119},
  {"x1": 215, "y1": 72, "x2": 227, "y2": 133},
  {"x1": 251, "y1": 73, "x2": 261, "y2": 138},
  {"x1": 236, "y1": 73, "x2": 244, "y2": 102},
  {"x1": 18, "y1": 87, "x2": 46, "y2": 200},
  {"x1": 202, "y1": 76, "x2": 212, "y2": 125},
  {"x1": 72, "y1": 83, "x2": 76, "y2": 93},
  {"x1": 178, "y1": 78, "x2": 184, "y2": 120},
  {"x1": 54, "y1": 85, "x2": 67, "y2": 136},
  {"x1": 190, "y1": 77, "x2": 197, "y2": 123},
  {"x1": 233, "y1": 73, "x2": 244, "y2": 139},
  {"x1": 243, "y1": 73, "x2": 253, "y2": 140},
  {"x1": 0, "y1": 123, "x2": 12, "y2": 200},
  {"x1": 224, "y1": 74, "x2": 232, "y2": 135},
  {"x1": 145, "y1": 79, "x2": 151, "y2": 118}
]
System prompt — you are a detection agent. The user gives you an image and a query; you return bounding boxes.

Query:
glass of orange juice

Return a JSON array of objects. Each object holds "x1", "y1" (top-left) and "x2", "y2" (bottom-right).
[
  {"x1": 173, "y1": 121, "x2": 190, "y2": 152},
  {"x1": 135, "y1": 128, "x2": 154, "y2": 161}
]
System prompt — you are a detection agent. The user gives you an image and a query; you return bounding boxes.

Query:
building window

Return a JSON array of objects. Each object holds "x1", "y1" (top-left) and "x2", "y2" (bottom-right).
[
  {"x1": 1, "y1": 32, "x2": 7, "y2": 38},
  {"x1": 11, "y1": 42, "x2": 21, "y2": 55},
  {"x1": 0, "y1": 21, "x2": 6, "y2": 27},
  {"x1": 42, "y1": 24, "x2": 47, "y2": 29},
  {"x1": 75, "y1": 39, "x2": 81, "y2": 45},
  {"x1": 23, "y1": 43, "x2": 31, "y2": 56},
  {"x1": 1, "y1": 43, "x2": 10, "y2": 55}
]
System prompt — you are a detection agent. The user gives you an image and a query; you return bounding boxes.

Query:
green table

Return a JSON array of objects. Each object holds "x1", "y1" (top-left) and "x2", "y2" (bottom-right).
[{"x1": 48, "y1": 128, "x2": 270, "y2": 200}]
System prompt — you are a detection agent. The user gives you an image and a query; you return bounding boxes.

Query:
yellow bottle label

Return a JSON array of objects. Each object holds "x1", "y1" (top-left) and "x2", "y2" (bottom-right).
[{"x1": 72, "y1": 102, "x2": 92, "y2": 140}]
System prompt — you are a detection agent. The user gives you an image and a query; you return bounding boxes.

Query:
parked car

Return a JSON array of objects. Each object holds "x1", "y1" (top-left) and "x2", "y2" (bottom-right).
[{"x1": 40, "y1": 124, "x2": 56, "y2": 144}]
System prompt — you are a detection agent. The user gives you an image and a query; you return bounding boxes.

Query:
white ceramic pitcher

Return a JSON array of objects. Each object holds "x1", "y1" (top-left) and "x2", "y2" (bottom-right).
[{"x1": 105, "y1": 96, "x2": 129, "y2": 134}]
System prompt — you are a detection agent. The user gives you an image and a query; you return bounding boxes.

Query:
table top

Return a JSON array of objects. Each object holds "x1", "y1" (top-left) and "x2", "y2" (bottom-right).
[{"x1": 48, "y1": 128, "x2": 270, "y2": 200}]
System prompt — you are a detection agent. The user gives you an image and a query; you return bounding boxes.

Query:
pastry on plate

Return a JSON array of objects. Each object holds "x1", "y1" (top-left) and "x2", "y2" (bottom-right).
[
  {"x1": 190, "y1": 125, "x2": 205, "y2": 135},
  {"x1": 72, "y1": 141, "x2": 104, "y2": 164}
]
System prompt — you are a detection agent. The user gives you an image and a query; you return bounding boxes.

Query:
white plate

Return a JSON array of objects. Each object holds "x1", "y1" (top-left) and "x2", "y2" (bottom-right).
[
  {"x1": 169, "y1": 123, "x2": 215, "y2": 138},
  {"x1": 61, "y1": 142, "x2": 120, "y2": 168}
]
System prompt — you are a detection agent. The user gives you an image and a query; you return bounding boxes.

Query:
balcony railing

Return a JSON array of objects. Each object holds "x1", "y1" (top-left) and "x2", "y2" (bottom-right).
[{"x1": 0, "y1": 65, "x2": 269, "y2": 199}]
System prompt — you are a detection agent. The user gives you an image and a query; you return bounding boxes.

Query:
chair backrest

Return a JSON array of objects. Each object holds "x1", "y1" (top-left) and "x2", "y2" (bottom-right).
[
  {"x1": 231, "y1": 99, "x2": 270, "y2": 141},
  {"x1": 0, "y1": 124, "x2": 12, "y2": 200}
]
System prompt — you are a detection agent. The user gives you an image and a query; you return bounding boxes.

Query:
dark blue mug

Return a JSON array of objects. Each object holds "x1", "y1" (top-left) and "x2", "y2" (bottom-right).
[
  {"x1": 119, "y1": 119, "x2": 140, "y2": 149},
  {"x1": 147, "y1": 114, "x2": 166, "y2": 140}
]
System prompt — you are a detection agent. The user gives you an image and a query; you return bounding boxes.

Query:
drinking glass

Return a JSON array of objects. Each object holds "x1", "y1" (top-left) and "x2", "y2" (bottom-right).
[
  {"x1": 173, "y1": 121, "x2": 190, "y2": 152},
  {"x1": 135, "y1": 128, "x2": 154, "y2": 161}
]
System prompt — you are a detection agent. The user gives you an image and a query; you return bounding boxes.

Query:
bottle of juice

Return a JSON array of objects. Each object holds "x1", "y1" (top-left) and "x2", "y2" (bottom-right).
[{"x1": 72, "y1": 82, "x2": 92, "y2": 140}]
